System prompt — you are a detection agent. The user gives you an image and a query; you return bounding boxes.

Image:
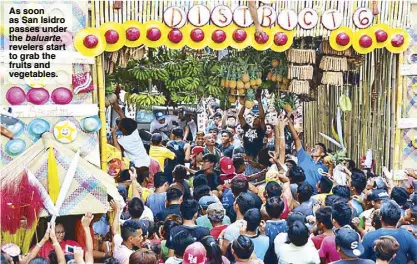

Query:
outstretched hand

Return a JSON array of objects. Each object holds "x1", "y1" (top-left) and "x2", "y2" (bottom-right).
[{"x1": 81, "y1": 212, "x2": 94, "y2": 228}]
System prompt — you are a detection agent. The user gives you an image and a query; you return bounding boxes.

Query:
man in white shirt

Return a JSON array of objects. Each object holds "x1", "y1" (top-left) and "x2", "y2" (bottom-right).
[
  {"x1": 112, "y1": 102, "x2": 151, "y2": 172},
  {"x1": 150, "y1": 112, "x2": 180, "y2": 139}
]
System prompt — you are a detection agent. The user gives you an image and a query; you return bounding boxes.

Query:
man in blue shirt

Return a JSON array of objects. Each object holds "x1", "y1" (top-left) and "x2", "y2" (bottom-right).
[
  {"x1": 287, "y1": 115, "x2": 329, "y2": 194},
  {"x1": 361, "y1": 200, "x2": 417, "y2": 264}
]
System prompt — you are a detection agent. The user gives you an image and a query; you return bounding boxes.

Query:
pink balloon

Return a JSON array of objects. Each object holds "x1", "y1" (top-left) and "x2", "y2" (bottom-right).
[{"x1": 6, "y1": 86, "x2": 26, "y2": 105}]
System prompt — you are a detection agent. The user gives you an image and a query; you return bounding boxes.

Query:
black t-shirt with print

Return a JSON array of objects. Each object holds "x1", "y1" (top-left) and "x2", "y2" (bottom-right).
[
  {"x1": 166, "y1": 225, "x2": 210, "y2": 249},
  {"x1": 242, "y1": 123, "x2": 265, "y2": 158}
]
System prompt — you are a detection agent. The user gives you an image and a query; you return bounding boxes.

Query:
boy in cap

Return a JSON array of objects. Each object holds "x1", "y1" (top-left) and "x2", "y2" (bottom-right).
[
  {"x1": 207, "y1": 203, "x2": 230, "y2": 238},
  {"x1": 359, "y1": 189, "x2": 390, "y2": 231},
  {"x1": 183, "y1": 242, "x2": 207, "y2": 264},
  {"x1": 333, "y1": 227, "x2": 374, "y2": 264}
]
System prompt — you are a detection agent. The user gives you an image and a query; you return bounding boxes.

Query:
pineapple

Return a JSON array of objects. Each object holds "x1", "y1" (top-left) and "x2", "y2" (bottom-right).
[
  {"x1": 267, "y1": 72, "x2": 273, "y2": 80},
  {"x1": 271, "y1": 74, "x2": 277, "y2": 82},
  {"x1": 221, "y1": 79, "x2": 226, "y2": 87},
  {"x1": 272, "y1": 59, "x2": 279, "y2": 67},
  {"x1": 276, "y1": 75, "x2": 283, "y2": 82},
  {"x1": 238, "y1": 88, "x2": 245, "y2": 95},
  {"x1": 245, "y1": 89, "x2": 256, "y2": 109},
  {"x1": 244, "y1": 82, "x2": 251, "y2": 89},
  {"x1": 250, "y1": 78, "x2": 256, "y2": 87},
  {"x1": 230, "y1": 88, "x2": 236, "y2": 95},
  {"x1": 225, "y1": 79, "x2": 230, "y2": 88},
  {"x1": 280, "y1": 83, "x2": 287, "y2": 90},
  {"x1": 282, "y1": 77, "x2": 289, "y2": 84},
  {"x1": 237, "y1": 80, "x2": 244, "y2": 89},
  {"x1": 239, "y1": 97, "x2": 245, "y2": 105},
  {"x1": 241, "y1": 72, "x2": 250, "y2": 83},
  {"x1": 256, "y1": 78, "x2": 262, "y2": 86},
  {"x1": 229, "y1": 79, "x2": 237, "y2": 89},
  {"x1": 228, "y1": 95, "x2": 237, "y2": 103}
]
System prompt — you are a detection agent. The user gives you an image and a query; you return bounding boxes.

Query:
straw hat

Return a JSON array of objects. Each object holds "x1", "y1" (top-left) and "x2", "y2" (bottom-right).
[
  {"x1": 74, "y1": 27, "x2": 106, "y2": 57},
  {"x1": 386, "y1": 28, "x2": 410, "y2": 54},
  {"x1": 100, "y1": 22, "x2": 126, "y2": 52},
  {"x1": 208, "y1": 25, "x2": 230, "y2": 50},
  {"x1": 227, "y1": 24, "x2": 252, "y2": 50},
  {"x1": 370, "y1": 24, "x2": 391, "y2": 49},
  {"x1": 250, "y1": 26, "x2": 273, "y2": 51},
  {"x1": 184, "y1": 24, "x2": 212, "y2": 50},
  {"x1": 165, "y1": 27, "x2": 188, "y2": 49},
  {"x1": 352, "y1": 28, "x2": 376, "y2": 54},
  {"x1": 329, "y1": 26, "x2": 353, "y2": 51},
  {"x1": 123, "y1": 20, "x2": 144, "y2": 48},
  {"x1": 270, "y1": 26, "x2": 294, "y2": 52},
  {"x1": 143, "y1": 21, "x2": 168, "y2": 48}
]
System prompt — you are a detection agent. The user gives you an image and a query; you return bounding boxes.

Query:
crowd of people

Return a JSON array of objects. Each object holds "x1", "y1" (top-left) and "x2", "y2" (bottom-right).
[{"x1": 3, "y1": 91, "x2": 417, "y2": 264}]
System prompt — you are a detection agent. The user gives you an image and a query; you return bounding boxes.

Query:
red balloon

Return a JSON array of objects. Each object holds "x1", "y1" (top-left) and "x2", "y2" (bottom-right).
[
  {"x1": 212, "y1": 30, "x2": 227, "y2": 43},
  {"x1": 274, "y1": 32, "x2": 288, "y2": 46},
  {"x1": 233, "y1": 29, "x2": 247, "y2": 43},
  {"x1": 126, "y1": 27, "x2": 140, "y2": 41},
  {"x1": 375, "y1": 30, "x2": 388, "y2": 43},
  {"x1": 190, "y1": 28, "x2": 204, "y2": 42},
  {"x1": 83, "y1": 35, "x2": 99, "y2": 48},
  {"x1": 359, "y1": 35, "x2": 372, "y2": 48},
  {"x1": 391, "y1": 34, "x2": 405, "y2": 47},
  {"x1": 147, "y1": 28, "x2": 162, "y2": 41},
  {"x1": 336, "y1": 33, "x2": 350, "y2": 46},
  {"x1": 168, "y1": 29, "x2": 183, "y2": 43},
  {"x1": 255, "y1": 32, "x2": 269, "y2": 44},
  {"x1": 105, "y1": 30, "x2": 119, "y2": 44}
]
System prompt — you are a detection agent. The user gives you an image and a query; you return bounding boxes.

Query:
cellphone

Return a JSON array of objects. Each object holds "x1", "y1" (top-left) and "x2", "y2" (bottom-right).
[{"x1": 66, "y1": 245, "x2": 75, "y2": 253}]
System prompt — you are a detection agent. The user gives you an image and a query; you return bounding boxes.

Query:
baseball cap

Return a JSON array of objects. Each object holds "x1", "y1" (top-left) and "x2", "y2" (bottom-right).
[
  {"x1": 192, "y1": 146, "x2": 204, "y2": 156},
  {"x1": 151, "y1": 133, "x2": 162, "y2": 142},
  {"x1": 212, "y1": 112, "x2": 222, "y2": 119},
  {"x1": 207, "y1": 203, "x2": 225, "y2": 222},
  {"x1": 370, "y1": 189, "x2": 390, "y2": 201},
  {"x1": 155, "y1": 112, "x2": 166, "y2": 121},
  {"x1": 220, "y1": 157, "x2": 235, "y2": 175},
  {"x1": 199, "y1": 196, "x2": 217, "y2": 210},
  {"x1": 183, "y1": 242, "x2": 207, "y2": 264},
  {"x1": 335, "y1": 227, "x2": 364, "y2": 258}
]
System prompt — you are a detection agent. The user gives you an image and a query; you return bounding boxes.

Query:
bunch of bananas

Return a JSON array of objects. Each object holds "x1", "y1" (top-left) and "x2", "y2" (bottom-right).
[
  {"x1": 171, "y1": 93, "x2": 196, "y2": 104},
  {"x1": 127, "y1": 93, "x2": 167, "y2": 107},
  {"x1": 130, "y1": 67, "x2": 169, "y2": 81}
]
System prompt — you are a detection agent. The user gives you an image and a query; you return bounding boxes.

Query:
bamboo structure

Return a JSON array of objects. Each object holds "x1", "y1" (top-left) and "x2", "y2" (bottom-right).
[{"x1": 303, "y1": 49, "x2": 400, "y2": 175}]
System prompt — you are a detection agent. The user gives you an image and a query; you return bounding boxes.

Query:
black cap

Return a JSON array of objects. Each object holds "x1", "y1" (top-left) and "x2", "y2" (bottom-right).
[
  {"x1": 119, "y1": 169, "x2": 131, "y2": 182},
  {"x1": 335, "y1": 227, "x2": 364, "y2": 258},
  {"x1": 151, "y1": 133, "x2": 163, "y2": 142},
  {"x1": 213, "y1": 112, "x2": 222, "y2": 119},
  {"x1": 370, "y1": 189, "x2": 390, "y2": 201}
]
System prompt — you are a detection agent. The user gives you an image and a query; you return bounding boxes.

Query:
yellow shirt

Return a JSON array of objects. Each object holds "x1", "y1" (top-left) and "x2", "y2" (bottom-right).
[
  {"x1": 149, "y1": 146, "x2": 175, "y2": 171},
  {"x1": 312, "y1": 193, "x2": 330, "y2": 205}
]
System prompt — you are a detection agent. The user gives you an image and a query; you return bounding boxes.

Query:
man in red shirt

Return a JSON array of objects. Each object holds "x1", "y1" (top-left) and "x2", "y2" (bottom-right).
[{"x1": 207, "y1": 203, "x2": 229, "y2": 239}]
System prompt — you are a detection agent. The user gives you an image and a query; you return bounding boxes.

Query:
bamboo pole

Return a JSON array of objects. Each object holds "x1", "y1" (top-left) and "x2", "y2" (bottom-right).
[{"x1": 393, "y1": 53, "x2": 403, "y2": 170}]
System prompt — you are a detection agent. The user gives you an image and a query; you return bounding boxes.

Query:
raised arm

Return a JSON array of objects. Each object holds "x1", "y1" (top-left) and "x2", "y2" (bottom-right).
[
  {"x1": 112, "y1": 101, "x2": 126, "y2": 119},
  {"x1": 25, "y1": 224, "x2": 51, "y2": 263},
  {"x1": 248, "y1": 0, "x2": 262, "y2": 36},
  {"x1": 277, "y1": 117, "x2": 286, "y2": 164},
  {"x1": 287, "y1": 114, "x2": 302, "y2": 151},
  {"x1": 81, "y1": 213, "x2": 94, "y2": 264},
  {"x1": 238, "y1": 104, "x2": 247, "y2": 128},
  {"x1": 50, "y1": 223, "x2": 66, "y2": 264},
  {"x1": 111, "y1": 126, "x2": 122, "y2": 152},
  {"x1": 110, "y1": 200, "x2": 121, "y2": 236},
  {"x1": 129, "y1": 168, "x2": 142, "y2": 199}
]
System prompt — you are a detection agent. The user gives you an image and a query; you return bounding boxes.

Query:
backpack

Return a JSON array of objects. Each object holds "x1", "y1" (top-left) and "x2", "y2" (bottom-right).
[
  {"x1": 167, "y1": 140, "x2": 186, "y2": 165},
  {"x1": 164, "y1": 140, "x2": 186, "y2": 183}
]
